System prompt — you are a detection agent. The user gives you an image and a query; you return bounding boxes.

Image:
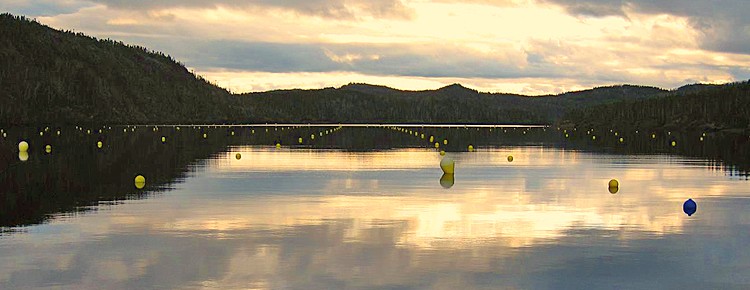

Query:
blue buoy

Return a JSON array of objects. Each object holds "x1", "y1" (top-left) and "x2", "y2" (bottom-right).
[{"x1": 683, "y1": 199, "x2": 697, "y2": 216}]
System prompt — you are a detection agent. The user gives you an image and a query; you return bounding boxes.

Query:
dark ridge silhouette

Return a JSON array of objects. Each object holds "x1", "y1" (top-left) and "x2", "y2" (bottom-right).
[
  {"x1": 0, "y1": 13, "x2": 245, "y2": 125},
  {"x1": 562, "y1": 80, "x2": 750, "y2": 131}
]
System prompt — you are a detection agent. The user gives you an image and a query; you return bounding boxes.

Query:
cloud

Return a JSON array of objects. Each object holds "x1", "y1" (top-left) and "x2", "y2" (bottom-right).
[
  {"x1": 0, "y1": 0, "x2": 94, "y2": 17},
  {"x1": 541, "y1": 0, "x2": 750, "y2": 54},
  {"x1": 85, "y1": 0, "x2": 414, "y2": 20}
]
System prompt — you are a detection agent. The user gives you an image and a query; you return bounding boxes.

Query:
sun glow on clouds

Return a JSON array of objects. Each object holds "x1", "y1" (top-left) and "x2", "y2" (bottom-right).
[{"x1": 23, "y1": 0, "x2": 750, "y2": 94}]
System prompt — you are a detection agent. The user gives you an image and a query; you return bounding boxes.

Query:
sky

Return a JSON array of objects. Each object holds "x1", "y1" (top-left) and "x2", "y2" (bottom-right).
[{"x1": 3, "y1": 0, "x2": 750, "y2": 95}]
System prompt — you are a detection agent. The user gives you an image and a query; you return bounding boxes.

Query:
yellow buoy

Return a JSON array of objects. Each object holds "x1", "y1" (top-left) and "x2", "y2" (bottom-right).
[
  {"x1": 440, "y1": 150, "x2": 445, "y2": 156},
  {"x1": 609, "y1": 179, "x2": 619, "y2": 188},
  {"x1": 421, "y1": 134, "x2": 425, "y2": 139},
  {"x1": 18, "y1": 141, "x2": 29, "y2": 152},
  {"x1": 19, "y1": 151, "x2": 29, "y2": 162},
  {"x1": 652, "y1": 134, "x2": 656, "y2": 139},
  {"x1": 134, "y1": 175, "x2": 146, "y2": 189},
  {"x1": 39, "y1": 131, "x2": 43, "y2": 136},
  {"x1": 45, "y1": 145, "x2": 52, "y2": 153},
  {"x1": 565, "y1": 133, "x2": 569, "y2": 138},
  {"x1": 231, "y1": 131, "x2": 235, "y2": 136},
  {"x1": 235, "y1": 153, "x2": 242, "y2": 160},
  {"x1": 468, "y1": 145, "x2": 474, "y2": 152},
  {"x1": 87, "y1": 129, "x2": 91, "y2": 134},
  {"x1": 203, "y1": 133, "x2": 207, "y2": 139},
  {"x1": 614, "y1": 132, "x2": 618, "y2": 136},
  {"x1": 443, "y1": 139, "x2": 448, "y2": 145},
  {"x1": 592, "y1": 135, "x2": 596, "y2": 140},
  {"x1": 276, "y1": 143, "x2": 281, "y2": 148},
  {"x1": 619, "y1": 137, "x2": 624, "y2": 143},
  {"x1": 97, "y1": 141, "x2": 103, "y2": 148},
  {"x1": 429, "y1": 136, "x2": 434, "y2": 142},
  {"x1": 161, "y1": 136, "x2": 166, "y2": 143},
  {"x1": 671, "y1": 141, "x2": 676, "y2": 147},
  {"x1": 700, "y1": 137, "x2": 704, "y2": 141},
  {"x1": 311, "y1": 134, "x2": 315, "y2": 140},
  {"x1": 440, "y1": 158, "x2": 455, "y2": 174},
  {"x1": 434, "y1": 142, "x2": 440, "y2": 148},
  {"x1": 298, "y1": 137, "x2": 303, "y2": 144},
  {"x1": 507, "y1": 155, "x2": 513, "y2": 162}
]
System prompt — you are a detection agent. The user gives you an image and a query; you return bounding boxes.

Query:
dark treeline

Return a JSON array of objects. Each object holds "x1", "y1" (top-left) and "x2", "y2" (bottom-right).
[
  {"x1": 0, "y1": 13, "x2": 244, "y2": 125},
  {"x1": 240, "y1": 83, "x2": 666, "y2": 124},
  {"x1": 562, "y1": 81, "x2": 750, "y2": 132}
]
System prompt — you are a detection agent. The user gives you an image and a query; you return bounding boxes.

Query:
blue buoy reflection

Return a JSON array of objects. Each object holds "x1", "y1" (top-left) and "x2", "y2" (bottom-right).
[{"x1": 683, "y1": 198, "x2": 697, "y2": 216}]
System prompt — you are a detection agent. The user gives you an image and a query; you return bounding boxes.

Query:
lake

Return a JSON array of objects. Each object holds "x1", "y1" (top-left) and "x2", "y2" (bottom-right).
[{"x1": 1, "y1": 125, "x2": 750, "y2": 289}]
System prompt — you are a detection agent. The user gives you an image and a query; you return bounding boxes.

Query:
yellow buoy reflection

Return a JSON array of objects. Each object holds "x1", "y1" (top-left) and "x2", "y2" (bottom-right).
[
  {"x1": 440, "y1": 173, "x2": 454, "y2": 189},
  {"x1": 609, "y1": 186, "x2": 619, "y2": 194},
  {"x1": 134, "y1": 175, "x2": 146, "y2": 189},
  {"x1": 19, "y1": 151, "x2": 29, "y2": 162},
  {"x1": 440, "y1": 158, "x2": 455, "y2": 174}
]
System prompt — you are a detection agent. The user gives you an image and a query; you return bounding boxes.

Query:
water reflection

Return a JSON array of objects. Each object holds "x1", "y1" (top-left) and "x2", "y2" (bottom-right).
[{"x1": 1, "y1": 126, "x2": 750, "y2": 288}]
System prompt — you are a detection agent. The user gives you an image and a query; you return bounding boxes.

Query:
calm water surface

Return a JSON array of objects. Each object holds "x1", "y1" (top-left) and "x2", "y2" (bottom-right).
[{"x1": 1, "y1": 126, "x2": 749, "y2": 289}]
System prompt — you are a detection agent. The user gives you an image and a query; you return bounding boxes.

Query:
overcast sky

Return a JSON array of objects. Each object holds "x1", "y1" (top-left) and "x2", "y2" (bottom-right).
[{"x1": 3, "y1": 0, "x2": 750, "y2": 94}]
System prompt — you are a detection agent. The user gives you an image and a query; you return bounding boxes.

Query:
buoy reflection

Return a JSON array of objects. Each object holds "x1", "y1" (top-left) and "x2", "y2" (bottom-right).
[{"x1": 440, "y1": 173, "x2": 454, "y2": 189}]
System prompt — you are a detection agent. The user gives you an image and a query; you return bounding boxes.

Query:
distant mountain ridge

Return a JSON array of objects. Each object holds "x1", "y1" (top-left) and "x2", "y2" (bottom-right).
[{"x1": 238, "y1": 82, "x2": 669, "y2": 124}]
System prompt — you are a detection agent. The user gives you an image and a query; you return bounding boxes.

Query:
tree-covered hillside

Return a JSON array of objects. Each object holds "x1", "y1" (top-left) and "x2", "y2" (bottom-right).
[
  {"x1": 0, "y1": 13, "x2": 245, "y2": 125},
  {"x1": 562, "y1": 81, "x2": 750, "y2": 131},
  {"x1": 240, "y1": 83, "x2": 667, "y2": 124}
]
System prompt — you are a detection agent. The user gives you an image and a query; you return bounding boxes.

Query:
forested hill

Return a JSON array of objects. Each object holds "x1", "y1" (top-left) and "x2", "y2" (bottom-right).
[
  {"x1": 562, "y1": 81, "x2": 750, "y2": 131},
  {"x1": 239, "y1": 83, "x2": 666, "y2": 124},
  {"x1": 0, "y1": 13, "x2": 245, "y2": 125}
]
